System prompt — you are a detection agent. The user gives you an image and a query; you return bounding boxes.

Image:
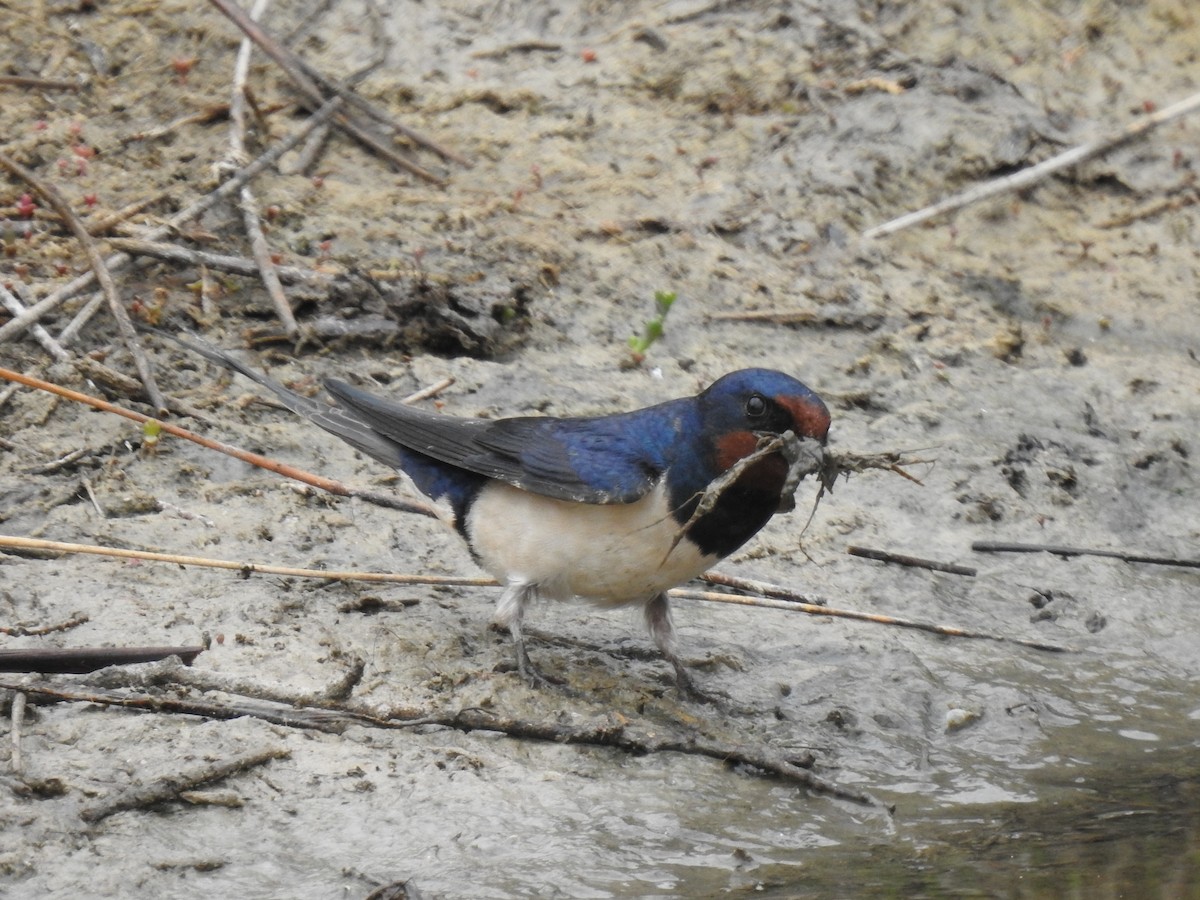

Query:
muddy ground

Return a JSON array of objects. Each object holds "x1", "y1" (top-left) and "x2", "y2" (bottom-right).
[{"x1": 2, "y1": 1, "x2": 1199, "y2": 897}]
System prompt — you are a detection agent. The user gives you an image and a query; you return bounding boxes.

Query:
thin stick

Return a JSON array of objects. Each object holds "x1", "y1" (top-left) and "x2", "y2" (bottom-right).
[
  {"x1": 0, "y1": 679, "x2": 352, "y2": 733},
  {"x1": 79, "y1": 745, "x2": 289, "y2": 823},
  {"x1": 228, "y1": 0, "x2": 297, "y2": 335},
  {"x1": 863, "y1": 89, "x2": 1200, "y2": 239},
  {"x1": 106, "y1": 238, "x2": 331, "y2": 285},
  {"x1": 5, "y1": 678, "x2": 877, "y2": 807},
  {"x1": 125, "y1": 105, "x2": 234, "y2": 144},
  {"x1": 10, "y1": 692, "x2": 25, "y2": 774},
  {"x1": 84, "y1": 192, "x2": 169, "y2": 236},
  {"x1": 0, "y1": 75, "x2": 86, "y2": 91},
  {"x1": 401, "y1": 377, "x2": 455, "y2": 404},
  {"x1": 701, "y1": 570, "x2": 828, "y2": 606},
  {"x1": 0, "y1": 97, "x2": 342, "y2": 346},
  {"x1": 0, "y1": 646, "x2": 205, "y2": 674},
  {"x1": 0, "y1": 366, "x2": 439, "y2": 517},
  {"x1": 672, "y1": 588, "x2": 1073, "y2": 652},
  {"x1": 0, "y1": 151, "x2": 167, "y2": 413},
  {"x1": 290, "y1": 55, "x2": 470, "y2": 167},
  {"x1": 0, "y1": 533, "x2": 1072, "y2": 653},
  {"x1": 206, "y1": 0, "x2": 443, "y2": 183},
  {"x1": 56, "y1": 293, "x2": 106, "y2": 347},
  {"x1": 0, "y1": 615, "x2": 90, "y2": 637},
  {"x1": 88, "y1": 654, "x2": 366, "y2": 706},
  {"x1": 0, "y1": 535, "x2": 494, "y2": 586},
  {"x1": 0, "y1": 281, "x2": 69, "y2": 361},
  {"x1": 848, "y1": 545, "x2": 977, "y2": 577},
  {"x1": 972, "y1": 540, "x2": 1200, "y2": 570}
]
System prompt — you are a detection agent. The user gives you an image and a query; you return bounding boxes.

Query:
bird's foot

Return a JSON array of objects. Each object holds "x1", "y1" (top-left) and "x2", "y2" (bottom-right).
[
  {"x1": 668, "y1": 658, "x2": 731, "y2": 706},
  {"x1": 513, "y1": 640, "x2": 571, "y2": 691}
]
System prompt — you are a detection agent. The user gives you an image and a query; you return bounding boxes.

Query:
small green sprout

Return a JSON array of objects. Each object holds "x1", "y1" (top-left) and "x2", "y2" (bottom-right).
[
  {"x1": 626, "y1": 290, "x2": 677, "y2": 365},
  {"x1": 142, "y1": 419, "x2": 162, "y2": 454}
]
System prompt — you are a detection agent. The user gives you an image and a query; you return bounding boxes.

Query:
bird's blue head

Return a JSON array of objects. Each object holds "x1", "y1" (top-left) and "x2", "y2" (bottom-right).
[{"x1": 697, "y1": 368, "x2": 830, "y2": 473}]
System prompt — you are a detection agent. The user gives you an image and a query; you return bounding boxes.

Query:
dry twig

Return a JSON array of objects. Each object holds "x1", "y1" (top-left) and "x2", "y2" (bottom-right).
[
  {"x1": 0, "y1": 75, "x2": 86, "y2": 91},
  {"x1": 106, "y1": 238, "x2": 332, "y2": 285},
  {"x1": 0, "y1": 615, "x2": 90, "y2": 637},
  {"x1": 0, "y1": 97, "x2": 342, "y2": 346},
  {"x1": 848, "y1": 545, "x2": 977, "y2": 577},
  {"x1": 9, "y1": 692, "x2": 26, "y2": 774},
  {"x1": 207, "y1": 0, "x2": 448, "y2": 182},
  {"x1": 79, "y1": 745, "x2": 289, "y2": 823},
  {"x1": 864, "y1": 89, "x2": 1200, "y2": 238},
  {"x1": 0, "y1": 367, "x2": 439, "y2": 517},
  {"x1": 973, "y1": 540, "x2": 1200, "y2": 570},
  {"x1": 3, "y1": 677, "x2": 878, "y2": 808},
  {"x1": 0, "y1": 646, "x2": 205, "y2": 674},
  {"x1": 0, "y1": 151, "x2": 166, "y2": 412},
  {"x1": 0, "y1": 281, "x2": 69, "y2": 362},
  {"x1": 227, "y1": 0, "x2": 298, "y2": 335},
  {"x1": 820, "y1": 448, "x2": 929, "y2": 491},
  {"x1": 671, "y1": 588, "x2": 1072, "y2": 652}
]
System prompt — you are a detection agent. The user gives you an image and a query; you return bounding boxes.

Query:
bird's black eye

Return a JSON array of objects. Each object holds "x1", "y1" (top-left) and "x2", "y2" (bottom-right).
[{"x1": 745, "y1": 394, "x2": 767, "y2": 417}]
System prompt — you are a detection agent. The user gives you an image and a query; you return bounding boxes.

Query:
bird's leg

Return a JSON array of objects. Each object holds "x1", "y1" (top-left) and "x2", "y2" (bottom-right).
[
  {"x1": 495, "y1": 580, "x2": 562, "y2": 688},
  {"x1": 645, "y1": 592, "x2": 716, "y2": 703}
]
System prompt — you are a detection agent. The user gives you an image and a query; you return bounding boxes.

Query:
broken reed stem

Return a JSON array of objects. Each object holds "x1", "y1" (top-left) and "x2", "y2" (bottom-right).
[
  {"x1": 0, "y1": 151, "x2": 167, "y2": 413},
  {"x1": 864, "y1": 89, "x2": 1200, "y2": 238}
]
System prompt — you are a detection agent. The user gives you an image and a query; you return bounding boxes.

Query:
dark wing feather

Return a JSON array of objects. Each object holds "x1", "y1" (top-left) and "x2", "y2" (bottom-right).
[{"x1": 324, "y1": 379, "x2": 667, "y2": 504}]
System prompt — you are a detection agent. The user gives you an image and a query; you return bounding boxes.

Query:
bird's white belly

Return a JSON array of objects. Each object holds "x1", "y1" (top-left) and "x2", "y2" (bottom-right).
[{"x1": 465, "y1": 481, "x2": 716, "y2": 606}]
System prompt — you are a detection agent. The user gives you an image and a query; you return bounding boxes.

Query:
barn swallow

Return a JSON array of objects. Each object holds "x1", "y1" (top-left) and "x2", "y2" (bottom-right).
[{"x1": 166, "y1": 334, "x2": 831, "y2": 699}]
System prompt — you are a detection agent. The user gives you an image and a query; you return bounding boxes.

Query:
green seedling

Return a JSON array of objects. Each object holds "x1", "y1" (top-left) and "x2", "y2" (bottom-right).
[
  {"x1": 142, "y1": 419, "x2": 162, "y2": 454},
  {"x1": 626, "y1": 290, "x2": 677, "y2": 365}
]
